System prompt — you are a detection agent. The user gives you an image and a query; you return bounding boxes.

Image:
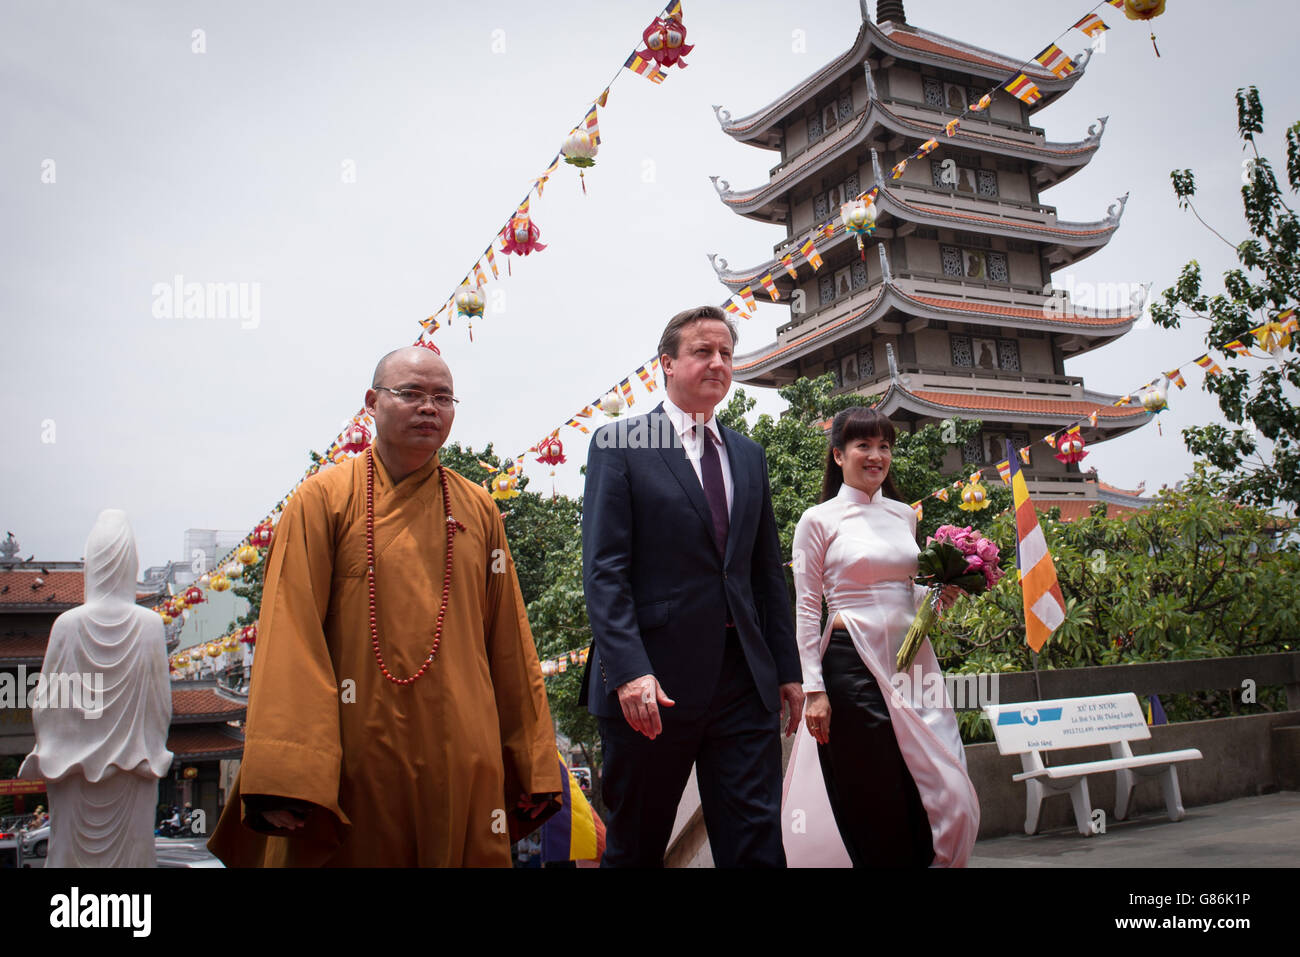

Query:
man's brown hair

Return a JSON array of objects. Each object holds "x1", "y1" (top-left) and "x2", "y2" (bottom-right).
[{"x1": 656, "y1": 306, "x2": 738, "y2": 385}]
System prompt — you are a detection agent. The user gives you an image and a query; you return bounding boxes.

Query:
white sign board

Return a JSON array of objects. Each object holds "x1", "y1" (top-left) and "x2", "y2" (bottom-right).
[{"x1": 985, "y1": 693, "x2": 1150, "y2": 754}]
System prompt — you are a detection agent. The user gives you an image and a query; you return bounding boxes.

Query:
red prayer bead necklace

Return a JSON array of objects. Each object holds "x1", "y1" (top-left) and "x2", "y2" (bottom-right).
[{"x1": 366, "y1": 447, "x2": 456, "y2": 685}]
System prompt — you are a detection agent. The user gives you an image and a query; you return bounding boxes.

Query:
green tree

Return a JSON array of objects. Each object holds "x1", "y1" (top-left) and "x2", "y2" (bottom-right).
[{"x1": 1152, "y1": 85, "x2": 1300, "y2": 512}]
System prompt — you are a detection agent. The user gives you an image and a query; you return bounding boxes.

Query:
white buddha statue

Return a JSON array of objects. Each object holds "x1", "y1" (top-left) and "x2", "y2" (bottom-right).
[{"x1": 19, "y1": 509, "x2": 173, "y2": 866}]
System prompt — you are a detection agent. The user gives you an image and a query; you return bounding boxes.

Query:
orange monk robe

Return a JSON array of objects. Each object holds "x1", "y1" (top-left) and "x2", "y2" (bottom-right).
[{"x1": 208, "y1": 451, "x2": 562, "y2": 866}]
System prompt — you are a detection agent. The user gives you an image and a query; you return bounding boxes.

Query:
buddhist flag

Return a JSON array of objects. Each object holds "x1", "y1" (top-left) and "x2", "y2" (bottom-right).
[
  {"x1": 485, "y1": 246, "x2": 499, "y2": 278},
  {"x1": 760, "y1": 272, "x2": 779, "y2": 300},
  {"x1": 565, "y1": 417, "x2": 590, "y2": 434},
  {"x1": 724, "y1": 296, "x2": 746, "y2": 321},
  {"x1": 648, "y1": 356, "x2": 661, "y2": 379},
  {"x1": 540, "y1": 751, "x2": 605, "y2": 864},
  {"x1": 935, "y1": 488, "x2": 949, "y2": 502},
  {"x1": 890, "y1": 158, "x2": 908, "y2": 179},
  {"x1": 535, "y1": 154, "x2": 561, "y2": 196},
  {"x1": 996, "y1": 460, "x2": 1012, "y2": 486},
  {"x1": 1224, "y1": 339, "x2": 1250, "y2": 357},
  {"x1": 1279, "y1": 308, "x2": 1297, "y2": 333},
  {"x1": 1034, "y1": 43, "x2": 1075, "y2": 78},
  {"x1": 917, "y1": 138, "x2": 939, "y2": 157},
  {"x1": 821, "y1": 221, "x2": 836, "y2": 239},
  {"x1": 944, "y1": 117, "x2": 961, "y2": 137},
  {"x1": 596, "y1": 87, "x2": 610, "y2": 108},
  {"x1": 970, "y1": 93, "x2": 992, "y2": 113},
  {"x1": 1018, "y1": 446, "x2": 1032, "y2": 465},
  {"x1": 624, "y1": 52, "x2": 666, "y2": 84},
  {"x1": 1114, "y1": 395, "x2": 1132, "y2": 406},
  {"x1": 1167, "y1": 368, "x2": 1187, "y2": 389},
  {"x1": 1195, "y1": 354, "x2": 1223, "y2": 375},
  {"x1": 1074, "y1": 13, "x2": 1109, "y2": 38},
  {"x1": 1088, "y1": 410, "x2": 1099, "y2": 427},
  {"x1": 911, "y1": 501, "x2": 923, "y2": 521},
  {"x1": 799, "y1": 237, "x2": 824, "y2": 271},
  {"x1": 1106, "y1": 0, "x2": 1125, "y2": 7},
  {"x1": 635, "y1": 362, "x2": 658, "y2": 391},
  {"x1": 1008, "y1": 441, "x2": 1066, "y2": 654},
  {"x1": 780, "y1": 253, "x2": 798, "y2": 279},
  {"x1": 584, "y1": 105, "x2": 601, "y2": 146},
  {"x1": 1004, "y1": 74, "x2": 1042, "y2": 106},
  {"x1": 619, "y1": 378, "x2": 635, "y2": 406},
  {"x1": 1043, "y1": 433, "x2": 1057, "y2": 449},
  {"x1": 738, "y1": 285, "x2": 757, "y2": 313},
  {"x1": 473, "y1": 259, "x2": 488, "y2": 288}
]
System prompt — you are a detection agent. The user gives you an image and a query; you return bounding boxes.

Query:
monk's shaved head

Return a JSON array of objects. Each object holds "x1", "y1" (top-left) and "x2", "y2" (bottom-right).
[{"x1": 372, "y1": 345, "x2": 450, "y2": 388}]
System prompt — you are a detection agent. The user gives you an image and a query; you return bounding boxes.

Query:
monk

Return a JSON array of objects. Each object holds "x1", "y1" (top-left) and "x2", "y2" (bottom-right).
[{"x1": 208, "y1": 344, "x2": 562, "y2": 866}]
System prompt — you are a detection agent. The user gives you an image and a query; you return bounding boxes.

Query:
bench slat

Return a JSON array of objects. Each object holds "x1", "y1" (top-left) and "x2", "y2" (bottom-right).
[{"x1": 1012, "y1": 749, "x2": 1203, "y2": 781}]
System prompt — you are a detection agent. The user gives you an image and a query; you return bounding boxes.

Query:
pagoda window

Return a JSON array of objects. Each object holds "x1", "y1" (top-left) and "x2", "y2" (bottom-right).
[
  {"x1": 941, "y1": 245, "x2": 1010, "y2": 285},
  {"x1": 977, "y1": 169, "x2": 1000, "y2": 198},
  {"x1": 850, "y1": 259, "x2": 868, "y2": 289},
  {"x1": 941, "y1": 246, "x2": 965, "y2": 279},
  {"x1": 819, "y1": 275, "x2": 835, "y2": 306},
  {"x1": 843, "y1": 171, "x2": 859, "y2": 199},
  {"x1": 986, "y1": 251, "x2": 1009, "y2": 284},
  {"x1": 961, "y1": 434, "x2": 983, "y2": 465},
  {"x1": 838, "y1": 91, "x2": 854, "y2": 122},
  {"x1": 823, "y1": 359, "x2": 842, "y2": 387},
  {"x1": 922, "y1": 77, "x2": 945, "y2": 108},
  {"x1": 950, "y1": 334, "x2": 974, "y2": 367},
  {"x1": 857, "y1": 345, "x2": 875, "y2": 378},
  {"x1": 980, "y1": 431, "x2": 1031, "y2": 465},
  {"x1": 807, "y1": 109, "x2": 824, "y2": 143},
  {"x1": 997, "y1": 338, "x2": 1021, "y2": 371},
  {"x1": 931, "y1": 160, "x2": 983, "y2": 194},
  {"x1": 814, "y1": 191, "x2": 830, "y2": 222}
]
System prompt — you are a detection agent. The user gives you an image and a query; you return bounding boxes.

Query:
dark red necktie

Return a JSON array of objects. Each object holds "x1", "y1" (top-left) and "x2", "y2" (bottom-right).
[{"x1": 694, "y1": 425, "x2": 729, "y2": 556}]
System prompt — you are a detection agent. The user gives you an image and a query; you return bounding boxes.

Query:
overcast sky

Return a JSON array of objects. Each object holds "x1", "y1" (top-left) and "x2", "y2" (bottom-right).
[{"x1": 3, "y1": 0, "x2": 1297, "y2": 568}]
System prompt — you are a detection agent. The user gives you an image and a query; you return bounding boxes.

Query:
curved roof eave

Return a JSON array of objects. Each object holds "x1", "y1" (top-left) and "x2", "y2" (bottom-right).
[
  {"x1": 874, "y1": 383, "x2": 1152, "y2": 430},
  {"x1": 714, "y1": 106, "x2": 1105, "y2": 219},
  {"x1": 717, "y1": 19, "x2": 1084, "y2": 143},
  {"x1": 730, "y1": 285, "x2": 1135, "y2": 382}
]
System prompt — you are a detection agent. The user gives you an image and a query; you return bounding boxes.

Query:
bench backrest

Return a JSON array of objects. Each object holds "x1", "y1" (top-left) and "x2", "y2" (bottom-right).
[{"x1": 984, "y1": 692, "x2": 1151, "y2": 755}]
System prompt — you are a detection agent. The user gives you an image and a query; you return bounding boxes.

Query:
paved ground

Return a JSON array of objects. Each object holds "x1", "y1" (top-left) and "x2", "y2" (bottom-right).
[{"x1": 970, "y1": 791, "x2": 1300, "y2": 867}]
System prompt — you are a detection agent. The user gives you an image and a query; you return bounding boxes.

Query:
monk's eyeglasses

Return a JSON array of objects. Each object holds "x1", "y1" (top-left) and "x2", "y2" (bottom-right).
[{"x1": 374, "y1": 387, "x2": 459, "y2": 410}]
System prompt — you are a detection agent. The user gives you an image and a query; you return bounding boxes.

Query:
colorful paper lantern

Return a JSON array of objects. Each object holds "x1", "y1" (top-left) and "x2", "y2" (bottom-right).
[
  {"x1": 599, "y1": 390, "x2": 625, "y2": 418},
  {"x1": 1141, "y1": 386, "x2": 1168, "y2": 414},
  {"x1": 251, "y1": 520, "x2": 274, "y2": 548},
  {"x1": 638, "y1": 13, "x2": 693, "y2": 69},
  {"x1": 562, "y1": 129, "x2": 598, "y2": 193},
  {"x1": 1123, "y1": 0, "x2": 1166, "y2": 20},
  {"x1": 1055, "y1": 433, "x2": 1089, "y2": 464},
  {"x1": 839, "y1": 199, "x2": 878, "y2": 259},
  {"x1": 183, "y1": 586, "x2": 204, "y2": 605},
  {"x1": 535, "y1": 434, "x2": 566, "y2": 466},
  {"x1": 236, "y1": 545, "x2": 260, "y2": 566},
  {"x1": 209, "y1": 574, "x2": 231, "y2": 593},
  {"x1": 1255, "y1": 321, "x2": 1292, "y2": 357},
  {"x1": 455, "y1": 287, "x2": 485, "y2": 320},
  {"x1": 958, "y1": 478, "x2": 990, "y2": 512},
  {"x1": 490, "y1": 472, "x2": 520, "y2": 500},
  {"x1": 499, "y1": 216, "x2": 546, "y2": 257},
  {"x1": 339, "y1": 422, "x2": 371, "y2": 456},
  {"x1": 240, "y1": 623, "x2": 258, "y2": 645}
]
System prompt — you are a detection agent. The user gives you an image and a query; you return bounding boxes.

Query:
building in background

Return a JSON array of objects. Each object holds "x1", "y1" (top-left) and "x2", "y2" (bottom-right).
[{"x1": 710, "y1": 0, "x2": 1154, "y2": 513}]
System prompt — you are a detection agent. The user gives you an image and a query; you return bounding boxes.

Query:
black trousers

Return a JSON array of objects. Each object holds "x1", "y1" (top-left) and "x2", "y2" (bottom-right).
[
  {"x1": 598, "y1": 634, "x2": 785, "y2": 868},
  {"x1": 816, "y1": 629, "x2": 935, "y2": 868}
]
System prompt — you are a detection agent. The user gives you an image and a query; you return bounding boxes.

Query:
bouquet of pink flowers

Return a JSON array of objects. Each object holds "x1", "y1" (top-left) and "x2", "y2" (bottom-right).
[{"x1": 896, "y1": 525, "x2": 1004, "y2": 671}]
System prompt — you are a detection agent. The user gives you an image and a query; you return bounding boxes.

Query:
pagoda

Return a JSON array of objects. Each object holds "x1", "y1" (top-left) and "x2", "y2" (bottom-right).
[{"x1": 709, "y1": 0, "x2": 1152, "y2": 508}]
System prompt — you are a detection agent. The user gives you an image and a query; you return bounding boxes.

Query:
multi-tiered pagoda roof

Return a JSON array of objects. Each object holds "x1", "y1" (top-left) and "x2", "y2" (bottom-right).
[{"x1": 710, "y1": 0, "x2": 1151, "y2": 508}]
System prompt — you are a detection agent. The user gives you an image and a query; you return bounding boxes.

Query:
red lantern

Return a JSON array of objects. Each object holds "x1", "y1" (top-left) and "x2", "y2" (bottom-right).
[
  {"x1": 251, "y1": 520, "x2": 273, "y2": 549},
  {"x1": 1055, "y1": 432, "x2": 1089, "y2": 464},
  {"x1": 535, "y1": 435, "x2": 566, "y2": 466},
  {"x1": 638, "y1": 13, "x2": 693, "y2": 69},
  {"x1": 340, "y1": 422, "x2": 371, "y2": 455},
  {"x1": 499, "y1": 216, "x2": 546, "y2": 257},
  {"x1": 240, "y1": 623, "x2": 258, "y2": 645},
  {"x1": 184, "y1": 586, "x2": 204, "y2": 605}
]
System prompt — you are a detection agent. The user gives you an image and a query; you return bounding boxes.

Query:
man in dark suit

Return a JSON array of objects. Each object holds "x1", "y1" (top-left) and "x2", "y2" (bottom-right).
[{"x1": 580, "y1": 305, "x2": 804, "y2": 867}]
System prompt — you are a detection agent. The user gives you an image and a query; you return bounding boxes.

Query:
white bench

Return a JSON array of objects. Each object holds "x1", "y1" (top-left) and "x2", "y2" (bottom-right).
[{"x1": 984, "y1": 692, "x2": 1203, "y2": 836}]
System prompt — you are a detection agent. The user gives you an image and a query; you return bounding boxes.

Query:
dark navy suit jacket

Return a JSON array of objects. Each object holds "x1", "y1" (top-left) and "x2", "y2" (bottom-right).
[{"x1": 579, "y1": 404, "x2": 800, "y2": 719}]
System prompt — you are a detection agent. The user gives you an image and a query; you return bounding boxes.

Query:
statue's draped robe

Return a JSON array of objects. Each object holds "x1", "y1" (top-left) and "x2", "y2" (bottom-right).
[
  {"x1": 19, "y1": 509, "x2": 173, "y2": 867},
  {"x1": 208, "y1": 452, "x2": 561, "y2": 867}
]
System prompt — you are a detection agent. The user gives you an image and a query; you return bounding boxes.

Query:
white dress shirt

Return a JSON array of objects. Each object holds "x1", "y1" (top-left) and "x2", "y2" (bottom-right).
[{"x1": 660, "y1": 394, "x2": 734, "y2": 516}]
